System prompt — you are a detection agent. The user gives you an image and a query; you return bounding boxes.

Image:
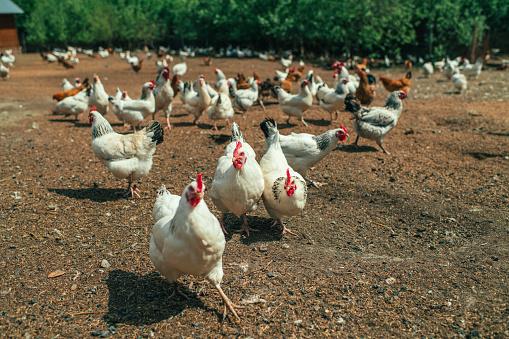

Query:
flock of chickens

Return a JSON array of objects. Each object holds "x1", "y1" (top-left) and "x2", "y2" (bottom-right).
[{"x1": 40, "y1": 48, "x2": 489, "y2": 322}]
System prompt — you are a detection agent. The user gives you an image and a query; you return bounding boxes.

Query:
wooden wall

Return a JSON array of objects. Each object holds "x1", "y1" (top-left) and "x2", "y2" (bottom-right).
[{"x1": 0, "y1": 14, "x2": 20, "y2": 49}]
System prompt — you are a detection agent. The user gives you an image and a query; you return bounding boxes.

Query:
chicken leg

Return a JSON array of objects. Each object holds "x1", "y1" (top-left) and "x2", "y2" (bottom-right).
[
  {"x1": 169, "y1": 281, "x2": 188, "y2": 300},
  {"x1": 123, "y1": 174, "x2": 141, "y2": 198},
  {"x1": 305, "y1": 177, "x2": 326, "y2": 188},
  {"x1": 165, "y1": 117, "x2": 172, "y2": 130},
  {"x1": 211, "y1": 121, "x2": 219, "y2": 131},
  {"x1": 271, "y1": 219, "x2": 297, "y2": 236},
  {"x1": 234, "y1": 214, "x2": 259, "y2": 237},
  {"x1": 215, "y1": 284, "x2": 241, "y2": 321},
  {"x1": 219, "y1": 214, "x2": 227, "y2": 234}
]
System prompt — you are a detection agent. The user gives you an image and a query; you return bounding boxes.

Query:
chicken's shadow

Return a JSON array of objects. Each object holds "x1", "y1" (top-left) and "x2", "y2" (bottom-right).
[
  {"x1": 48, "y1": 188, "x2": 126, "y2": 202},
  {"x1": 172, "y1": 121, "x2": 197, "y2": 128},
  {"x1": 304, "y1": 119, "x2": 334, "y2": 127},
  {"x1": 336, "y1": 144, "x2": 380, "y2": 153},
  {"x1": 104, "y1": 270, "x2": 212, "y2": 326},
  {"x1": 222, "y1": 214, "x2": 286, "y2": 244},
  {"x1": 208, "y1": 133, "x2": 230, "y2": 145}
]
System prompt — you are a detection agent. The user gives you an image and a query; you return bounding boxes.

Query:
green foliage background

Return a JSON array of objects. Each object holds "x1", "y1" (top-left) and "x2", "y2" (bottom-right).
[{"x1": 13, "y1": 0, "x2": 509, "y2": 58}]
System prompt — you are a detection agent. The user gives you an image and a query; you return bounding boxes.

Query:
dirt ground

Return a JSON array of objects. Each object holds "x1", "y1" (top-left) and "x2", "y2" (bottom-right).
[{"x1": 0, "y1": 53, "x2": 508, "y2": 338}]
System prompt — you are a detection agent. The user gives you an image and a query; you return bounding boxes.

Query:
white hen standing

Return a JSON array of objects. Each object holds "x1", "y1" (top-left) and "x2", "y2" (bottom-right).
[
  {"x1": 149, "y1": 174, "x2": 240, "y2": 321},
  {"x1": 153, "y1": 67, "x2": 175, "y2": 129},
  {"x1": 211, "y1": 123, "x2": 264, "y2": 236},
  {"x1": 344, "y1": 90, "x2": 407, "y2": 155},
  {"x1": 89, "y1": 107, "x2": 164, "y2": 197},
  {"x1": 206, "y1": 80, "x2": 234, "y2": 130},
  {"x1": 260, "y1": 130, "x2": 307, "y2": 236},
  {"x1": 184, "y1": 77, "x2": 211, "y2": 125},
  {"x1": 108, "y1": 81, "x2": 156, "y2": 131},
  {"x1": 260, "y1": 118, "x2": 348, "y2": 188},
  {"x1": 89, "y1": 74, "x2": 110, "y2": 116},
  {"x1": 273, "y1": 79, "x2": 313, "y2": 126}
]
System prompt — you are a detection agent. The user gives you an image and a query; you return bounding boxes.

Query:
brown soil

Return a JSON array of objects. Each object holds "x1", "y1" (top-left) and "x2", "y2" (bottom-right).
[{"x1": 0, "y1": 54, "x2": 508, "y2": 338}]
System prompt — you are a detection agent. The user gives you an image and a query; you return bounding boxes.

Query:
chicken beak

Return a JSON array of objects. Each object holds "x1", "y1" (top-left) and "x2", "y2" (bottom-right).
[{"x1": 195, "y1": 192, "x2": 204, "y2": 200}]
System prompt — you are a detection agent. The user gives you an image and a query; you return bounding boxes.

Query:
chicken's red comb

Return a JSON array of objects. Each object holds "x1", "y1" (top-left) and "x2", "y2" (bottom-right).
[
  {"x1": 233, "y1": 141, "x2": 242, "y2": 158},
  {"x1": 286, "y1": 168, "x2": 291, "y2": 182},
  {"x1": 149, "y1": 80, "x2": 155, "y2": 86},
  {"x1": 214, "y1": 67, "x2": 218, "y2": 73},
  {"x1": 196, "y1": 173, "x2": 203, "y2": 192},
  {"x1": 340, "y1": 125, "x2": 348, "y2": 134},
  {"x1": 90, "y1": 106, "x2": 97, "y2": 112}
]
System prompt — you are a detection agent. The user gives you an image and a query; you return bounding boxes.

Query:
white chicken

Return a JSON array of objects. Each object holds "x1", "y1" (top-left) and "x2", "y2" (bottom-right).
[
  {"x1": 172, "y1": 57, "x2": 187, "y2": 76},
  {"x1": 211, "y1": 123, "x2": 264, "y2": 236},
  {"x1": 305, "y1": 70, "x2": 319, "y2": 103},
  {"x1": 149, "y1": 174, "x2": 240, "y2": 321},
  {"x1": 155, "y1": 57, "x2": 168, "y2": 74},
  {"x1": 422, "y1": 62, "x2": 434, "y2": 78},
  {"x1": 184, "y1": 77, "x2": 211, "y2": 125},
  {"x1": 260, "y1": 130, "x2": 307, "y2": 236},
  {"x1": 229, "y1": 79, "x2": 260, "y2": 116},
  {"x1": 108, "y1": 81, "x2": 156, "y2": 130},
  {"x1": 462, "y1": 59, "x2": 483, "y2": 79},
  {"x1": 275, "y1": 68, "x2": 289, "y2": 81},
  {"x1": 153, "y1": 67, "x2": 175, "y2": 129},
  {"x1": 89, "y1": 107, "x2": 164, "y2": 197},
  {"x1": 273, "y1": 79, "x2": 313, "y2": 126},
  {"x1": 0, "y1": 62, "x2": 9, "y2": 79},
  {"x1": 344, "y1": 90, "x2": 407, "y2": 155},
  {"x1": 260, "y1": 118, "x2": 348, "y2": 188},
  {"x1": 443, "y1": 62, "x2": 455, "y2": 80},
  {"x1": 89, "y1": 74, "x2": 110, "y2": 116},
  {"x1": 281, "y1": 54, "x2": 293, "y2": 68},
  {"x1": 319, "y1": 77, "x2": 350, "y2": 121},
  {"x1": 1, "y1": 50, "x2": 15, "y2": 66},
  {"x1": 451, "y1": 68, "x2": 467, "y2": 94},
  {"x1": 206, "y1": 80, "x2": 234, "y2": 130},
  {"x1": 51, "y1": 88, "x2": 90, "y2": 120},
  {"x1": 332, "y1": 62, "x2": 359, "y2": 93},
  {"x1": 111, "y1": 87, "x2": 124, "y2": 122},
  {"x1": 61, "y1": 78, "x2": 73, "y2": 91}
]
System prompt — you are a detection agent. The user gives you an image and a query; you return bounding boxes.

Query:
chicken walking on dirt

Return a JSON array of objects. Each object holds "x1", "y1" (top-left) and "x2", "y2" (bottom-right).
[
  {"x1": 211, "y1": 123, "x2": 264, "y2": 236},
  {"x1": 344, "y1": 90, "x2": 407, "y2": 155},
  {"x1": 259, "y1": 126, "x2": 307, "y2": 236},
  {"x1": 260, "y1": 118, "x2": 348, "y2": 188},
  {"x1": 88, "y1": 107, "x2": 164, "y2": 198},
  {"x1": 273, "y1": 79, "x2": 313, "y2": 126},
  {"x1": 150, "y1": 175, "x2": 241, "y2": 322}
]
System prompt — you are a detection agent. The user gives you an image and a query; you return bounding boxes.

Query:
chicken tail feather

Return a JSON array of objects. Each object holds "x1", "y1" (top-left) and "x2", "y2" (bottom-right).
[
  {"x1": 259, "y1": 117, "x2": 278, "y2": 139},
  {"x1": 230, "y1": 122, "x2": 245, "y2": 142},
  {"x1": 145, "y1": 120, "x2": 164, "y2": 145}
]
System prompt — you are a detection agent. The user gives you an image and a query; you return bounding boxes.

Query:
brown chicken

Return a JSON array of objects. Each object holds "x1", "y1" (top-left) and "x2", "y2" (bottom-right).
[
  {"x1": 58, "y1": 57, "x2": 75, "y2": 69},
  {"x1": 355, "y1": 69, "x2": 375, "y2": 106},
  {"x1": 279, "y1": 67, "x2": 296, "y2": 93},
  {"x1": 131, "y1": 59, "x2": 144, "y2": 73},
  {"x1": 52, "y1": 78, "x2": 89, "y2": 101},
  {"x1": 236, "y1": 72, "x2": 251, "y2": 90},
  {"x1": 203, "y1": 56, "x2": 212, "y2": 66},
  {"x1": 171, "y1": 74, "x2": 179, "y2": 95},
  {"x1": 355, "y1": 58, "x2": 368, "y2": 72},
  {"x1": 404, "y1": 59, "x2": 412, "y2": 70},
  {"x1": 292, "y1": 66, "x2": 305, "y2": 81},
  {"x1": 379, "y1": 71, "x2": 412, "y2": 93}
]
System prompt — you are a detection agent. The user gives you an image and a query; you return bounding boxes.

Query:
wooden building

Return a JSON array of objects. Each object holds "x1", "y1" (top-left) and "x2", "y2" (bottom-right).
[{"x1": 0, "y1": 0, "x2": 23, "y2": 50}]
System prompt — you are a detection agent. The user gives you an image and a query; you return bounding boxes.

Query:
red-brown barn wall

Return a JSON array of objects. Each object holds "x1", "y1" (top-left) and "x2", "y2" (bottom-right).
[{"x1": 0, "y1": 14, "x2": 20, "y2": 50}]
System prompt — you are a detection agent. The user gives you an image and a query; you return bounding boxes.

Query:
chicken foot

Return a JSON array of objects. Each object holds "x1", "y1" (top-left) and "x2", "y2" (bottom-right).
[
  {"x1": 211, "y1": 121, "x2": 219, "y2": 131},
  {"x1": 377, "y1": 141, "x2": 390, "y2": 155},
  {"x1": 305, "y1": 177, "x2": 326, "y2": 188},
  {"x1": 219, "y1": 214, "x2": 227, "y2": 234},
  {"x1": 165, "y1": 117, "x2": 172, "y2": 130},
  {"x1": 271, "y1": 219, "x2": 297, "y2": 236},
  {"x1": 123, "y1": 174, "x2": 141, "y2": 198},
  {"x1": 169, "y1": 282, "x2": 189, "y2": 300},
  {"x1": 234, "y1": 214, "x2": 259, "y2": 237},
  {"x1": 215, "y1": 284, "x2": 242, "y2": 321}
]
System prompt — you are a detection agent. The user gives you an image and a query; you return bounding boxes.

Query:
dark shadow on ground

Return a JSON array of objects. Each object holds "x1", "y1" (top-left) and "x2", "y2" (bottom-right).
[
  {"x1": 48, "y1": 188, "x2": 126, "y2": 202},
  {"x1": 104, "y1": 270, "x2": 215, "y2": 326}
]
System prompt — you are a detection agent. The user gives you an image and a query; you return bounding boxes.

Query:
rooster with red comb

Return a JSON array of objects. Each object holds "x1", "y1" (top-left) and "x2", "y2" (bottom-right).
[
  {"x1": 210, "y1": 123, "x2": 264, "y2": 236},
  {"x1": 150, "y1": 174, "x2": 241, "y2": 321}
]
